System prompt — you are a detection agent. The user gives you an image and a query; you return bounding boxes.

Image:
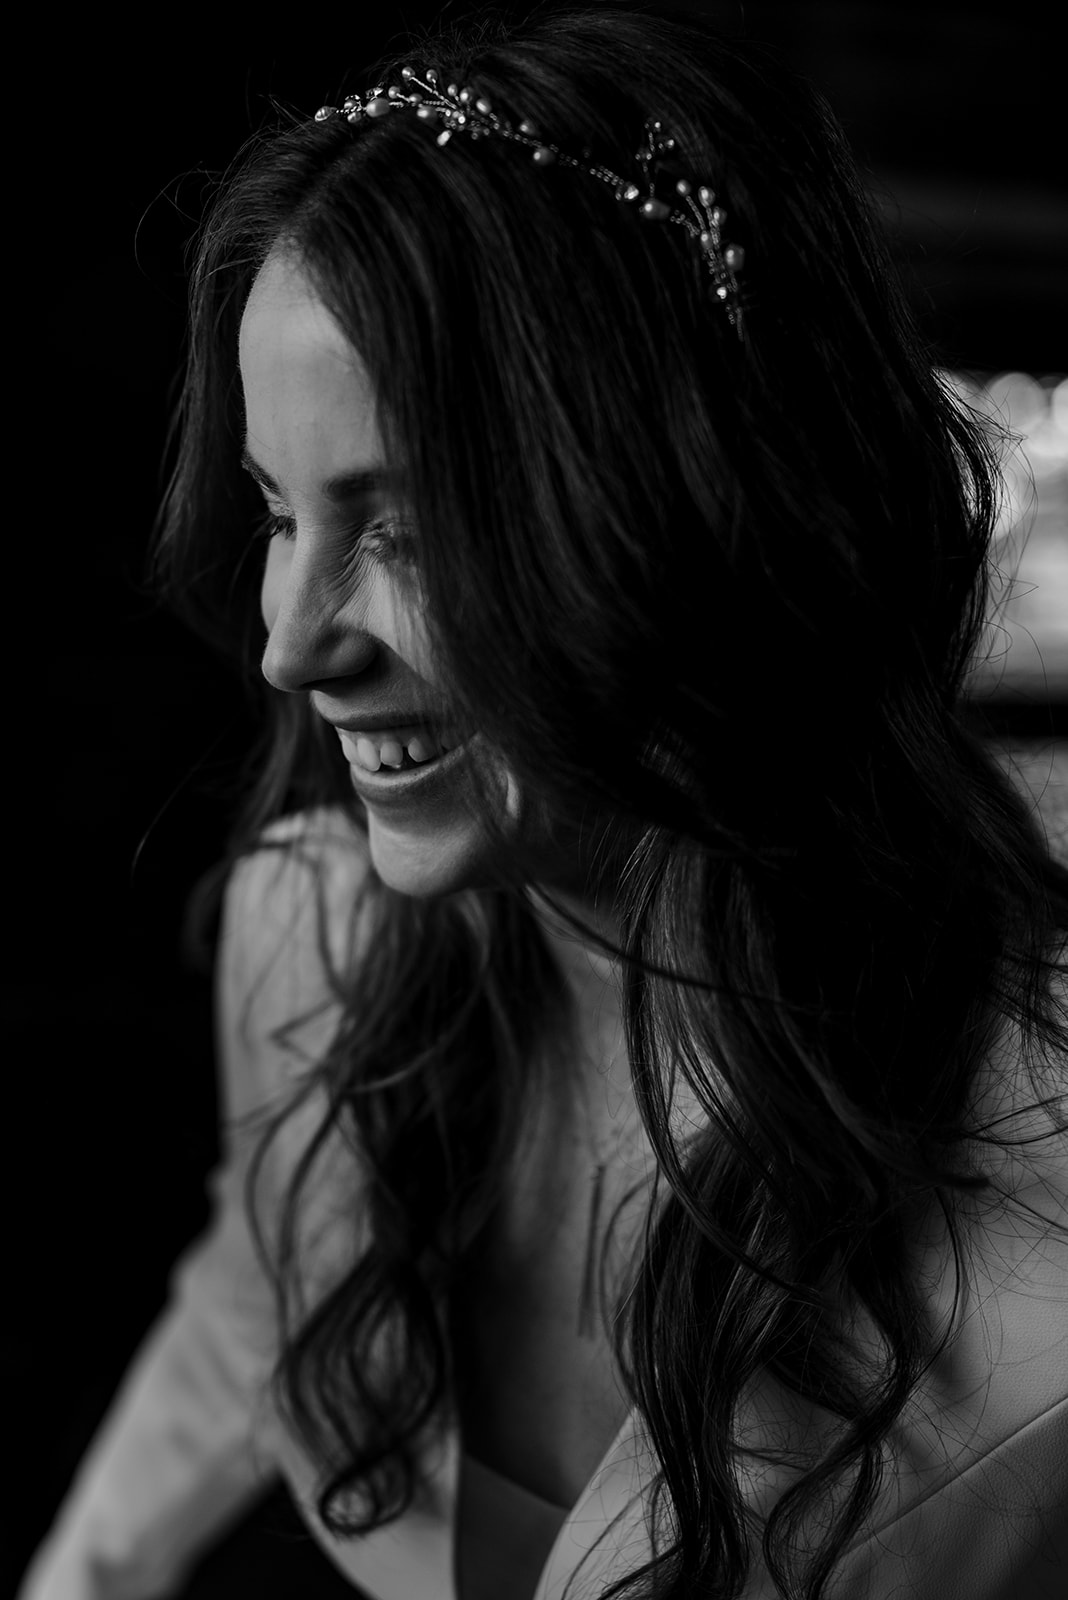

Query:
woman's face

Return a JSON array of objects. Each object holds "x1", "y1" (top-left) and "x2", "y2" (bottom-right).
[{"x1": 238, "y1": 251, "x2": 584, "y2": 898}]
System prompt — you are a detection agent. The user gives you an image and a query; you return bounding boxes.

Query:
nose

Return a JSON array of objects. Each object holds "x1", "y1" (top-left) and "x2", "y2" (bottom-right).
[{"x1": 260, "y1": 535, "x2": 378, "y2": 693}]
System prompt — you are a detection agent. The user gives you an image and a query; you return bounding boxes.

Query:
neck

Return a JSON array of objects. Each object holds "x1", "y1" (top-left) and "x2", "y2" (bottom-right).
[
  {"x1": 526, "y1": 884, "x2": 656, "y2": 1345},
  {"x1": 528, "y1": 883, "x2": 621, "y2": 1010},
  {"x1": 526, "y1": 884, "x2": 638, "y2": 1134}
]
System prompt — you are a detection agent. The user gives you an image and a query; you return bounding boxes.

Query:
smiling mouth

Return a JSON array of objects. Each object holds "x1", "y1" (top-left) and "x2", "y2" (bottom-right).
[{"x1": 335, "y1": 724, "x2": 466, "y2": 775}]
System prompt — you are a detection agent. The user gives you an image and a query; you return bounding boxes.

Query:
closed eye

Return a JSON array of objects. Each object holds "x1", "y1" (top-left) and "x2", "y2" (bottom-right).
[{"x1": 256, "y1": 509, "x2": 416, "y2": 566}]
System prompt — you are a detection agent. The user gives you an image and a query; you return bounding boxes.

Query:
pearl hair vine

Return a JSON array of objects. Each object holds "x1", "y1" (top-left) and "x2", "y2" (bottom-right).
[{"x1": 315, "y1": 66, "x2": 745, "y2": 334}]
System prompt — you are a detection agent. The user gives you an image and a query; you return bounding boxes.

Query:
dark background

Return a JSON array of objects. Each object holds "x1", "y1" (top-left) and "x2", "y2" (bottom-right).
[{"x1": 10, "y1": 2, "x2": 1066, "y2": 1594}]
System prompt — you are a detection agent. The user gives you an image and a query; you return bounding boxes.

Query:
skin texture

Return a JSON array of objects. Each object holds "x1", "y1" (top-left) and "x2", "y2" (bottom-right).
[
  {"x1": 243, "y1": 250, "x2": 551, "y2": 899},
  {"x1": 239, "y1": 251, "x2": 649, "y2": 1133}
]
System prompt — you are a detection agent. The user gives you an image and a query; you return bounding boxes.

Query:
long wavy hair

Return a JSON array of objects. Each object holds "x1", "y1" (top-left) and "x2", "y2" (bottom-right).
[{"x1": 153, "y1": 3, "x2": 1068, "y2": 1596}]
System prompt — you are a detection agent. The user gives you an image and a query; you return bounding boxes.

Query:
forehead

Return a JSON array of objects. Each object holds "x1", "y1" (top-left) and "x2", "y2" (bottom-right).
[{"x1": 238, "y1": 252, "x2": 382, "y2": 479}]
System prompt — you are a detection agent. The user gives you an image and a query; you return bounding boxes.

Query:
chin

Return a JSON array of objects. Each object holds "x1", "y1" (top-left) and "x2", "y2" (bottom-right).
[{"x1": 363, "y1": 805, "x2": 510, "y2": 897}]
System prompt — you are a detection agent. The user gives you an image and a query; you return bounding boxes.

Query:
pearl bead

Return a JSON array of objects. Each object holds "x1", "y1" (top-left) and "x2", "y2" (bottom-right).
[
  {"x1": 724, "y1": 245, "x2": 745, "y2": 271},
  {"x1": 365, "y1": 97, "x2": 391, "y2": 118},
  {"x1": 401, "y1": 65, "x2": 413, "y2": 80},
  {"x1": 426, "y1": 69, "x2": 438, "y2": 83},
  {"x1": 475, "y1": 98, "x2": 491, "y2": 114},
  {"x1": 437, "y1": 129, "x2": 452, "y2": 146},
  {"x1": 675, "y1": 178, "x2": 691, "y2": 196},
  {"x1": 698, "y1": 185, "x2": 714, "y2": 205},
  {"x1": 640, "y1": 198, "x2": 671, "y2": 221},
  {"x1": 532, "y1": 146, "x2": 556, "y2": 165},
  {"x1": 518, "y1": 119, "x2": 538, "y2": 136}
]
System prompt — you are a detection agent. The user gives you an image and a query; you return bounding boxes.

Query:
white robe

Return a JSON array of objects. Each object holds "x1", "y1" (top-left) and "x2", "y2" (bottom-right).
[{"x1": 20, "y1": 807, "x2": 1068, "y2": 1600}]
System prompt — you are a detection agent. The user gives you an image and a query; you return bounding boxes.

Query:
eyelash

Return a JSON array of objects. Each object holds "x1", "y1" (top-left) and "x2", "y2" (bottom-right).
[{"x1": 257, "y1": 510, "x2": 415, "y2": 565}]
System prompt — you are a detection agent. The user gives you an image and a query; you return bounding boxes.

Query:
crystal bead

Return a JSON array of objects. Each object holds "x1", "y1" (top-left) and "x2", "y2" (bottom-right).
[
  {"x1": 675, "y1": 178, "x2": 692, "y2": 196},
  {"x1": 724, "y1": 244, "x2": 745, "y2": 271},
  {"x1": 416, "y1": 105, "x2": 433, "y2": 119},
  {"x1": 711, "y1": 206, "x2": 725, "y2": 226},
  {"x1": 475, "y1": 98, "x2": 491, "y2": 114},
  {"x1": 437, "y1": 129, "x2": 452, "y2": 146},
  {"x1": 314, "y1": 107, "x2": 336, "y2": 121},
  {"x1": 370, "y1": 85, "x2": 384, "y2": 97},
  {"x1": 346, "y1": 111, "x2": 360, "y2": 124},
  {"x1": 458, "y1": 88, "x2": 470, "y2": 103},
  {"x1": 698, "y1": 185, "x2": 714, "y2": 205}
]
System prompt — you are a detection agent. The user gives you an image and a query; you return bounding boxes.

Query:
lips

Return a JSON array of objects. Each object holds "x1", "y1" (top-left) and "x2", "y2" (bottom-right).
[
  {"x1": 334, "y1": 724, "x2": 433, "y2": 770},
  {"x1": 335, "y1": 718, "x2": 469, "y2": 772},
  {"x1": 336, "y1": 726, "x2": 479, "y2": 806}
]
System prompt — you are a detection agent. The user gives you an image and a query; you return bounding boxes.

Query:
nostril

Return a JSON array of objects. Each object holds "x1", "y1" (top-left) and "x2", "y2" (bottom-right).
[{"x1": 260, "y1": 598, "x2": 382, "y2": 693}]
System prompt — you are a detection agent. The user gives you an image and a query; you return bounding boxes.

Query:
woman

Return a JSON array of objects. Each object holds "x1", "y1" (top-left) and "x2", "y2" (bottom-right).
[{"x1": 21, "y1": 3, "x2": 1068, "y2": 1597}]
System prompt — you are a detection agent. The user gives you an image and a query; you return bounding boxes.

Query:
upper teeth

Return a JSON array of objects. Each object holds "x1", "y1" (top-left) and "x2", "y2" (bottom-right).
[{"x1": 338, "y1": 724, "x2": 454, "y2": 772}]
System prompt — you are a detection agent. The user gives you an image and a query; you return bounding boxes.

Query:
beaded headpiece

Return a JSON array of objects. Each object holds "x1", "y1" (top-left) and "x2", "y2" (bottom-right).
[{"x1": 315, "y1": 67, "x2": 745, "y2": 334}]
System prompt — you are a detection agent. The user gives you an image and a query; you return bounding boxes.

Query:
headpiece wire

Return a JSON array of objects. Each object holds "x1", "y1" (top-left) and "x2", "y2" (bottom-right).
[{"x1": 315, "y1": 66, "x2": 745, "y2": 334}]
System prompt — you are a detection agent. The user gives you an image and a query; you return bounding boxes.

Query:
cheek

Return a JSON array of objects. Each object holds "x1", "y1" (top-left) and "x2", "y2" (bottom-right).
[{"x1": 379, "y1": 576, "x2": 437, "y2": 679}]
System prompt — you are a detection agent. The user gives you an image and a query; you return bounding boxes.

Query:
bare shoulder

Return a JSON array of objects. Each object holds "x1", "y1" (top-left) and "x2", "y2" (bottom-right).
[
  {"x1": 215, "y1": 806, "x2": 374, "y2": 1111},
  {"x1": 221, "y1": 805, "x2": 372, "y2": 971}
]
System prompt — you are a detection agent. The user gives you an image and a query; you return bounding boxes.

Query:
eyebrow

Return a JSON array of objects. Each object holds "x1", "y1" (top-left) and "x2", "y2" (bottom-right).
[{"x1": 240, "y1": 443, "x2": 400, "y2": 503}]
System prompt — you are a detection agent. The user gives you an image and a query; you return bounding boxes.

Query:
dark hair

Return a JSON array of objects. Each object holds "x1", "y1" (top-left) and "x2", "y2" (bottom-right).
[{"x1": 154, "y1": 3, "x2": 1068, "y2": 1596}]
